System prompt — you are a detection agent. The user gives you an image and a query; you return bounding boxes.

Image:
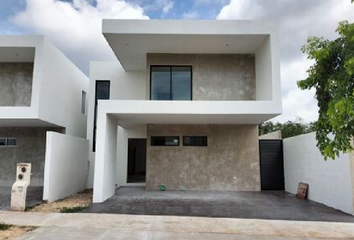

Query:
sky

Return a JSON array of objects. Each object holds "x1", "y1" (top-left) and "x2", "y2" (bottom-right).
[{"x1": 0, "y1": 0, "x2": 353, "y2": 123}]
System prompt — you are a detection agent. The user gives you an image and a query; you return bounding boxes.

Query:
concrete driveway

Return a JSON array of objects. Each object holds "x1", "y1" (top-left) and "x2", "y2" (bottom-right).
[
  {"x1": 1, "y1": 211, "x2": 354, "y2": 240},
  {"x1": 82, "y1": 187, "x2": 354, "y2": 222},
  {"x1": 0, "y1": 186, "x2": 43, "y2": 210}
]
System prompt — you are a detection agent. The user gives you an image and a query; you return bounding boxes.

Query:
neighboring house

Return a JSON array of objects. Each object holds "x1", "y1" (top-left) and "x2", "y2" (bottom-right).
[
  {"x1": 88, "y1": 20, "x2": 282, "y2": 202},
  {"x1": 0, "y1": 35, "x2": 88, "y2": 187}
]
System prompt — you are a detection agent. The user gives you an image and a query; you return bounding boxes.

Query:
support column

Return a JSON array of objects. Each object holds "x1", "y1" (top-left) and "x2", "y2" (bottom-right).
[{"x1": 93, "y1": 109, "x2": 118, "y2": 203}]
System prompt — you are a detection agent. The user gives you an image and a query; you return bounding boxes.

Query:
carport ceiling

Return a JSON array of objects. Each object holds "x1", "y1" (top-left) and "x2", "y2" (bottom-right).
[{"x1": 111, "y1": 113, "x2": 278, "y2": 128}]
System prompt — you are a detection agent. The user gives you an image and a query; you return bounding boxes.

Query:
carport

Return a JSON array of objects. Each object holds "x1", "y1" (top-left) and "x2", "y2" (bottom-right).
[{"x1": 83, "y1": 187, "x2": 354, "y2": 222}]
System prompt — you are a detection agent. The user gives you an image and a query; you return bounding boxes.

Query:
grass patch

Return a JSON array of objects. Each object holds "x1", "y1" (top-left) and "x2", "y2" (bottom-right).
[
  {"x1": 59, "y1": 206, "x2": 86, "y2": 213},
  {"x1": 25, "y1": 203, "x2": 42, "y2": 212},
  {"x1": 0, "y1": 223, "x2": 12, "y2": 231}
]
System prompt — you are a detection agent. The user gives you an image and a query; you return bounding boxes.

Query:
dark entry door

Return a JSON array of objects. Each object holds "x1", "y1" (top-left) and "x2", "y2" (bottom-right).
[
  {"x1": 127, "y1": 139, "x2": 147, "y2": 183},
  {"x1": 259, "y1": 140, "x2": 285, "y2": 190}
]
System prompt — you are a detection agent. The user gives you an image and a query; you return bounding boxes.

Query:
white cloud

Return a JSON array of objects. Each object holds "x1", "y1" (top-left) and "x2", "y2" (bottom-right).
[
  {"x1": 161, "y1": 0, "x2": 173, "y2": 14},
  {"x1": 217, "y1": 0, "x2": 354, "y2": 123},
  {"x1": 10, "y1": 0, "x2": 149, "y2": 74},
  {"x1": 140, "y1": 0, "x2": 174, "y2": 15}
]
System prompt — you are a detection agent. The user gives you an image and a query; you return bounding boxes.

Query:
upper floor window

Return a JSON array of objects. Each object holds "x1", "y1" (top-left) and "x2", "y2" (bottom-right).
[
  {"x1": 81, "y1": 91, "x2": 87, "y2": 115},
  {"x1": 93, "y1": 80, "x2": 110, "y2": 152},
  {"x1": 150, "y1": 66, "x2": 192, "y2": 101}
]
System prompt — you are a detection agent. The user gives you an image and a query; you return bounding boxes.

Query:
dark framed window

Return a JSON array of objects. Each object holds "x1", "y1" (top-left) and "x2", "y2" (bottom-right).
[
  {"x1": 183, "y1": 136, "x2": 208, "y2": 146},
  {"x1": 81, "y1": 91, "x2": 87, "y2": 115},
  {"x1": 151, "y1": 136, "x2": 180, "y2": 146},
  {"x1": 150, "y1": 66, "x2": 192, "y2": 101},
  {"x1": 93, "y1": 80, "x2": 110, "y2": 152},
  {"x1": 0, "y1": 138, "x2": 6, "y2": 147},
  {"x1": 7, "y1": 138, "x2": 17, "y2": 147}
]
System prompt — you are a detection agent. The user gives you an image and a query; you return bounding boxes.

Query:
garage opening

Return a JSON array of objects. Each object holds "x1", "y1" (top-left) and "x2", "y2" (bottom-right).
[
  {"x1": 259, "y1": 140, "x2": 285, "y2": 190},
  {"x1": 127, "y1": 138, "x2": 147, "y2": 183}
]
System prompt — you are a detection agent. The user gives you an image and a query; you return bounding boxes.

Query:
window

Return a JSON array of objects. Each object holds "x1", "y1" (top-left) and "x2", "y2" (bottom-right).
[
  {"x1": 0, "y1": 138, "x2": 18, "y2": 147},
  {"x1": 0, "y1": 138, "x2": 6, "y2": 147},
  {"x1": 81, "y1": 91, "x2": 86, "y2": 115},
  {"x1": 93, "y1": 81, "x2": 110, "y2": 152},
  {"x1": 7, "y1": 138, "x2": 17, "y2": 147},
  {"x1": 183, "y1": 136, "x2": 208, "y2": 146},
  {"x1": 151, "y1": 136, "x2": 180, "y2": 146},
  {"x1": 150, "y1": 66, "x2": 192, "y2": 100}
]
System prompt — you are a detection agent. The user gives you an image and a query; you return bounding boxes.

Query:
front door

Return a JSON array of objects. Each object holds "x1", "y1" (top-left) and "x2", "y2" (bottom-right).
[{"x1": 127, "y1": 138, "x2": 147, "y2": 183}]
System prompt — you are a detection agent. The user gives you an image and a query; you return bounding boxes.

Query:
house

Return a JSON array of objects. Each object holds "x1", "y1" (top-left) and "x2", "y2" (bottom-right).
[
  {"x1": 88, "y1": 20, "x2": 282, "y2": 203},
  {"x1": 0, "y1": 35, "x2": 88, "y2": 187}
]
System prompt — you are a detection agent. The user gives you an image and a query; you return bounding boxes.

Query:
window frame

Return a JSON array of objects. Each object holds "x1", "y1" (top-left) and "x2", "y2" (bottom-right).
[
  {"x1": 81, "y1": 90, "x2": 87, "y2": 115},
  {"x1": 6, "y1": 138, "x2": 17, "y2": 147},
  {"x1": 150, "y1": 65, "x2": 193, "y2": 101},
  {"x1": 183, "y1": 136, "x2": 208, "y2": 147},
  {"x1": 93, "y1": 80, "x2": 110, "y2": 152},
  {"x1": 0, "y1": 138, "x2": 6, "y2": 147},
  {"x1": 150, "y1": 136, "x2": 180, "y2": 147}
]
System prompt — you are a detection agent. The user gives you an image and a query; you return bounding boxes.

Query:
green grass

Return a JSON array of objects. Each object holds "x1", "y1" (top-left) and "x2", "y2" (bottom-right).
[
  {"x1": 59, "y1": 206, "x2": 86, "y2": 213},
  {"x1": 25, "y1": 203, "x2": 42, "y2": 211},
  {"x1": 0, "y1": 223, "x2": 12, "y2": 231}
]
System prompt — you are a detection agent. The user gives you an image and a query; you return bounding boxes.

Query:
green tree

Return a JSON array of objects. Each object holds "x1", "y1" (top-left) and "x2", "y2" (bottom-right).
[
  {"x1": 259, "y1": 118, "x2": 315, "y2": 139},
  {"x1": 298, "y1": 20, "x2": 354, "y2": 159}
]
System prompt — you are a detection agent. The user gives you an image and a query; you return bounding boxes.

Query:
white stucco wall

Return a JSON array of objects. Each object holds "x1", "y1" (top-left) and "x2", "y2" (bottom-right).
[
  {"x1": 93, "y1": 113, "x2": 118, "y2": 202},
  {"x1": 43, "y1": 132, "x2": 89, "y2": 202},
  {"x1": 284, "y1": 132, "x2": 354, "y2": 215},
  {"x1": 0, "y1": 36, "x2": 88, "y2": 137},
  {"x1": 86, "y1": 61, "x2": 145, "y2": 188},
  {"x1": 38, "y1": 39, "x2": 88, "y2": 138}
]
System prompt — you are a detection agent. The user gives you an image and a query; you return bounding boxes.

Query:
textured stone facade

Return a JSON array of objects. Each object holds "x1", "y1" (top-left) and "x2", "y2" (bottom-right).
[
  {"x1": 0, "y1": 63, "x2": 34, "y2": 106},
  {"x1": 146, "y1": 124, "x2": 260, "y2": 191},
  {"x1": 0, "y1": 127, "x2": 63, "y2": 186}
]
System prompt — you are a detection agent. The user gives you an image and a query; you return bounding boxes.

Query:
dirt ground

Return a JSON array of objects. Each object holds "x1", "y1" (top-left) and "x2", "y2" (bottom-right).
[
  {"x1": 27, "y1": 189, "x2": 92, "y2": 213},
  {"x1": 0, "y1": 226, "x2": 35, "y2": 240}
]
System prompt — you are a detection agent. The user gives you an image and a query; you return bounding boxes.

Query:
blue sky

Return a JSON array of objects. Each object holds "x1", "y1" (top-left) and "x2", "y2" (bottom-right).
[{"x1": 1, "y1": 0, "x2": 354, "y2": 122}]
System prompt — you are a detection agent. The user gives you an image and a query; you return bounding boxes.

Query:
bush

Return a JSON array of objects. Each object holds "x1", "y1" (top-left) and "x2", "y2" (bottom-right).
[
  {"x1": 59, "y1": 206, "x2": 86, "y2": 213},
  {"x1": 0, "y1": 223, "x2": 12, "y2": 231}
]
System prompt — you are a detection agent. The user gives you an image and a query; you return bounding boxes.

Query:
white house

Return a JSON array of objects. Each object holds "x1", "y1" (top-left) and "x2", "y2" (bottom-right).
[
  {"x1": 88, "y1": 20, "x2": 282, "y2": 203},
  {"x1": 0, "y1": 35, "x2": 88, "y2": 187}
]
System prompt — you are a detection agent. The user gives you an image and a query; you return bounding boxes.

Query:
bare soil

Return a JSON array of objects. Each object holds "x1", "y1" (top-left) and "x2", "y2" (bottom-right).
[
  {"x1": 27, "y1": 189, "x2": 92, "y2": 213},
  {"x1": 0, "y1": 226, "x2": 35, "y2": 240}
]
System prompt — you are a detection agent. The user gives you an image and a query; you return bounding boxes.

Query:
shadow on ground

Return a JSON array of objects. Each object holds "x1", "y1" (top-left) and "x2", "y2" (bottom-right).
[{"x1": 82, "y1": 187, "x2": 354, "y2": 222}]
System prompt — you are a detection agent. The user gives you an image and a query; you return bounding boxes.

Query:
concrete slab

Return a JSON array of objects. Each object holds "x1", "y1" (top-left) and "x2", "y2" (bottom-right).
[
  {"x1": 13, "y1": 226, "x2": 352, "y2": 240},
  {"x1": 0, "y1": 186, "x2": 43, "y2": 210},
  {"x1": 1, "y1": 211, "x2": 354, "y2": 239},
  {"x1": 83, "y1": 187, "x2": 354, "y2": 222}
]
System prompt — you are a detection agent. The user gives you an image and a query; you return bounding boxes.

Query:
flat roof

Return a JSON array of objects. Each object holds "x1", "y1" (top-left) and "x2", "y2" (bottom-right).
[{"x1": 102, "y1": 20, "x2": 277, "y2": 71}]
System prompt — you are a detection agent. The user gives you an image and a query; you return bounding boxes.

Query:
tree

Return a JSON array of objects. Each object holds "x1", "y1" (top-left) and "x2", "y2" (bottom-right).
[
  {"x1": 298, "y1": 20, "x2": 354, "y2": 159},
  {"x1": 259, "y1": 118, "x2": 315, "y2": 139}
]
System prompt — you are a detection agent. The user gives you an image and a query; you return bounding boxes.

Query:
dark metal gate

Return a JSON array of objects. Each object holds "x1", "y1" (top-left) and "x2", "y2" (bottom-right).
[{"x1": 259, "y1": 140, "x2": 285, "y2": 190}]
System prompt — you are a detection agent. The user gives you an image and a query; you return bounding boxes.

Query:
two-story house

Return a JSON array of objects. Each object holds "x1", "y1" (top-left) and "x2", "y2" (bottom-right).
[
  {"x1": 0, "y1": 35, "x2": 88, "y2": 187},
  {"x1": 87, "y1": 20, "x2": 282, "y2": 203}
]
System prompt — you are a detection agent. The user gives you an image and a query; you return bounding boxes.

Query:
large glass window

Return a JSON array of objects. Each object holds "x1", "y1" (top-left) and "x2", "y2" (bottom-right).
[
  {"x1": 150, "y1": 66, "x2": 192, "y2": 100},
  {"x1": 93, "y1": 81, "x2": 110, "y2": 152}
]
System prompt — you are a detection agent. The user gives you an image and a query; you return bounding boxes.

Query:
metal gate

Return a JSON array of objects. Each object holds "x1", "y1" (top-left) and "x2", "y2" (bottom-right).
[{"x1": 259, "y1": 140, "x2": 285, "y2": 190}]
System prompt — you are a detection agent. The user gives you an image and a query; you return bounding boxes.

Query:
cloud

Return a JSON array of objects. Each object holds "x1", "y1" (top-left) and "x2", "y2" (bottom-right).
[
  {"x1": 217, "y1": 0, "x2": 354, "y2": 122},
  {"x1": 133, "y1": 0, "x2": 174, "y2": 15},
  {"x1": 161, "y1": 0, "x2": 173, "y2": 14},
  {"x1": 10, "y1": 0, "x2": 149, "y2": 74}
]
